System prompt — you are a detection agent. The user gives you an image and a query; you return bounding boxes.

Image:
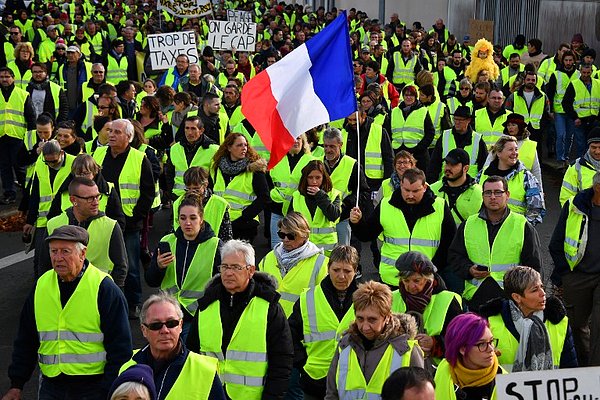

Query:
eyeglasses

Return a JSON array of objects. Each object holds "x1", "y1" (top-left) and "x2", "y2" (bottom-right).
[
  {"x1": 483, "y1": 190, "x2": 506, "y2": 197},
  {"x1": 476, "y1": 338, "x2": 499, "y2": 352},
  {"x1": 219, "y1": 264, "x2": 249, "y2": 272},
  {"x1": 143, "y1": 319, "x2": 181, "y2": 331},
  {"x1": 73, "y1": 193, "x2": 102, "y2": 203},
  {"x1": 9, "y1": 32, "x2": 20, "y2": 35},
  {"x1": 395, "y1": 160, "x2": 413, "y2": 166},
  {"x1": 44, "y1": 158, "x2": 61, "y2": 165},
  {"x1": 277, "y1": 231, "x2": 296, "y2": 240},
  {"x1": 97, "y1": 105, "x2": 111, "y2": 110},
  {"x1": 92, "y1": 70, "x2": 105, "y2": 74},
  {"x1": 460, "y1": 87, "x2": 470, "y2": 90}
]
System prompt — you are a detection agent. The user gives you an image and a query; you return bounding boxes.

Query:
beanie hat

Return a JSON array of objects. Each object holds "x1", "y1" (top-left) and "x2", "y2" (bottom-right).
[{"x1": 108, "y1": 365, "x2": 157, "y2": 400}]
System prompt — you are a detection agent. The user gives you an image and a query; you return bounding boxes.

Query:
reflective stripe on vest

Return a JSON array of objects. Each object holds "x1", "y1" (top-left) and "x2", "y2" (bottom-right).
[
  {"x1": 320, "y1": 155, "x2": 356, "y2": 199},
  {"x1": 269, "y1": 153, "x2": 314, "y2": 205},
  {"x1": 198, "y1": 297, "x2": 269, "y2": 400},
  {"x1": 212, "y1": 169, "x2": 257, "y2": 221},
  {"x1": 462, "y1": 212, "x2": 526, "y2": 300},
  {"x1": 106, "y1": 55, "x2": 128, "y2": 82},
  {"x1": 364, "y1": 123, "x2": 385, "y2": 179},
  {"x1": 379, "y1": 197, "x2": 445, "y2": 285},
  {"x1": 440, "y1": 129, "x2": 482, "y2": 179},
  {"x1": 259, "y1": 252, "x2": 327, "y2": 317},
  {"x1": 392, "y1": 290, "x2": 461, "y2": 337},
  {"x1": 512, "y1": 94, "x2": 545, "y2": 130},
  {"x1": 553, "y1": 70, "x2": 580, "y2": 113},
  {"x1": 564, "y1": 200, "x2": 587, "y2": 270},
  {"x1": 34, "y1": 154, "x2": 75, "y2": 227},
  {"x1": 474, "y1": 108, "x2": 508, "y2": 148},
  {"x1": 170, "y1": 142, "x2": 218, "y2": 196},
  {"x1": 0, "y1": 86, "x2": 29, "y2": 139},
  {"x1": 392, "y1": 53, "x2": 417, "y2": 84},
  {"x1": 160, "y1": 233, "x2": 219, "y2": 315},
  {"x1": 390, "y1": 106, "x2": 428, "y2": 149},
  {"x1": 34, "y1": 265, "x2": 108, "y2": 377},
  {"x1": 93, "y1": 146, "x2": 145, "y2": 217},
  {"x1": 571, "y1": 78, "x2": 600, "y2": 118}
]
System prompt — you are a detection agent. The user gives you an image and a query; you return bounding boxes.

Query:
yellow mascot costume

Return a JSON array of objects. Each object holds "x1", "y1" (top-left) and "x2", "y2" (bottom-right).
[{"x1": 464, "y1": 38, "x2": 499, "y2": 83}]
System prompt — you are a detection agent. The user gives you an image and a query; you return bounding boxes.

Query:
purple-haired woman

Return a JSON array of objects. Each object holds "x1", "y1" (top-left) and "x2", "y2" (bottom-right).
[{"x1": 434, "y1": 313, "x2": 507, "y2": 400}]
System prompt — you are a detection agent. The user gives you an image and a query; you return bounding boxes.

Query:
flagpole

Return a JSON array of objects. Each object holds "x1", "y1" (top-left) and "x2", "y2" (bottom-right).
[{"x1": 355, "y1": 110, "x2": 360, "y2": 208}]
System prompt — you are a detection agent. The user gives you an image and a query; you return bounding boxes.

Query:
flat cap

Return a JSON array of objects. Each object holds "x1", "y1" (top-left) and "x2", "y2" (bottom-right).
[{"x1": 46, "y1": 225, "x2": 89, "y2": 246}]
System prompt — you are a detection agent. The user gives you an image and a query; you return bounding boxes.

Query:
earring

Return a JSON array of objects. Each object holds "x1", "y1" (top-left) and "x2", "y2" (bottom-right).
[{"x1": 74, "y1": 203, "x2": 78, "y2": 206}]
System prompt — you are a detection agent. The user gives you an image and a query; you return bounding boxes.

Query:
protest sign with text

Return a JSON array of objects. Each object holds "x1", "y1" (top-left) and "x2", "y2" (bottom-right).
[
  {"x1": 496, "y1": 366, "x2": 600, "y2": 400},
  {"x1": 227, "y1": 10, "x2": 253, "y2": 23},
  {"x1": 147, "y1": 31, "x2": 199, "y2": 70},
  {"x1": 157, "y1": 0, "x2": 212, "y2": 18},
  {"x1": 208, "y1": 20, "x2": 256, "y2": 52}
]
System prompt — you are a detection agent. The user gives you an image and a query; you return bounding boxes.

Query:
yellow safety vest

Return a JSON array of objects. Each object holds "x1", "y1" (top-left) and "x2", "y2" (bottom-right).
[
  {"x1": 259, "y1": 252, "x2": 328, "y2": 317},
  {"x1": 434, "y1": 358, "x2": 503, "y2": 400},
  {"x1": 170, "y1": 142, "x2": 219, "y2": 196},
  {"x1": 474, "y1": 108, "x2": 508, "y2": 148},
  {"x1": 0, "y1": 86, "x2": 29, "y2": 139},
  {"x1": 8, "y1": 61, "x2": 32, "y2": 89},
  {"x1": 517, "y1": 139, "x2": 537, "y2": 172},
  {"x1": 427, "y1": 101, "x2": 446, "y2": 146},
  {"x1": 47, "y1": 213, "x2": 117, "y2": 274},
  {"x1": 106, "y1": 54, "x2": 128, "y2": 83},
  {"x1": 34, "y1": 154, "x2": 75, "y2": 227},
  {"x1": 500, "y1": 65, "x2": 525, "y2": 87},
  {"x1": 440, "y1": 129, "x2": 483, "y2": 179},
  {"x1": 429, "y1": 180, "x2": 483, "y2": 225},
  {"x1": 320, "y1": 155, "x2": 356, "y2": 199},
  {"x1": 364, "y1": 123, "x2": 385, "y2": 179},
  {"x1": 198, "y1": 297, "x2": 269, "y2": 400},
  {"x1": 392, "y1": 53, "x2": 417, "y2": 84},
  {"x1": 336, "y1": 341, "x2": 415, "y2": 399},
  {"x1": 211, "y1": 168, "x2": 256, "y2": 222},
  {"x1": 120, "y1": 351, "x2": 218, "y2": 400},
  {"x1": 560, "y1": 159, "x2": 597, "y2": 206},
  {"x1": 552, "y1": 70, "x2": 580, "y2": 113},
  {"x1": 563, "y1": 199, "x2": 587, "y2": 270},
  {"x1": 269, "y1": 152, "x2": 315, "y2": 208},
  {"x1": 390, "y1": 106, "x2": 429, "y2": 149},
  {"x1": 571, "y1": 78, "x2": 600, "y2": 118},
  {"x1": 291, "y1": 190, "x2": 340, "y2": 255},
  {"x1": 35, "y1": 265, "x2": 108, "y2": 377},
  {"x1": 488, "y1": 313, "x2": 568, "y2": 371},
  {"x1": 300, "y1": 285, "x2": 355, "y2": 380},
  {"x1": 462, "y1": 212, "x2": 526, "y2": 300},
  {"x1": 392, "y1": 290, "x2": 461, "y2": 336},
  {"x1": 160, "y1": 234, "x2": 219, "y2": 315},
  {"x1": 379, "y1": 197, "x2": 445, "y2": 285},
  {"x1": 511, "y1": 93, "x2": 546, "y2": 130},
  {"x1": 93, "y1": 146, "x2": 145, "y2": 217}
]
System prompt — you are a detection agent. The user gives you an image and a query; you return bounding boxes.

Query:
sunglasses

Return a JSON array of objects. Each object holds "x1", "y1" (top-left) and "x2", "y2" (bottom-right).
[
  {"x1": 143, "y1": 319, "x2": 180, "y2": 331},
  {"x1": 277, "y1": 231, "x2": 296, "y2": 240}
]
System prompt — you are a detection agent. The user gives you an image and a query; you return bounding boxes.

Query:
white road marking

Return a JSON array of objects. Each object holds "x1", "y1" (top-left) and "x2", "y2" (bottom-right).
[{"x1": 0, "y1": 250, "x2": 34, "y2": 270}]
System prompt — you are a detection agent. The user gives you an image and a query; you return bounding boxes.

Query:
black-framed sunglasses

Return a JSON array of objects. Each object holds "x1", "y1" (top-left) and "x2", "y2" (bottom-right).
[
  {"x1": 143, "y1": 319, "x2": 180, "y2": 331},
  {"x1": 277, "y1": 231, "x2": 296, "y2": 240}
]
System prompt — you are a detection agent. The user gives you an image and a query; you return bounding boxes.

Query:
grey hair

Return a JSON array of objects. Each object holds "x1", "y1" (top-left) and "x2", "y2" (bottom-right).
[
  {"x1": 593, "y1": 171, "x2": 600, "y2": 186},
  {"x1": 322, "y1": 127, "x2": 343, "y2": 143},
  {"x1": 74, "y1": 241, "x2": 86, "y2": 255},
  {"x1": 188, "y1": 63, "x2": 201, "y2": 71},
  {"x1": 42, "y1": 139, "x2": 62, "y2": 156},
  {"x1": 503, "y1": 266, "x2": 541, "y2": 297},
  {"x1": 110, "y1": 381, "x2": 150, "y2": 400},
  {"x1": 92, "y1": 63, "x2": 105, "y2": 71},
  {"x1": 459, "y1": 78, "x2": 472, "y2": 89},
  {"x1": 220, "y1": 239, "x2": 255, "y2": 266},
  {"x1": 139, "y1": 291, "x2": 183, "y2": 326},
  {"x1": 112, "y1": 119, "x2": 134, "y2": 143}
]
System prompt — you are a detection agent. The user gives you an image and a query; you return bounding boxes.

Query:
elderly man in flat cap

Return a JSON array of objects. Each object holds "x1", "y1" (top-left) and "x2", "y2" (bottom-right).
[{"x1": 2, "y1": 226, "x2": 132, "y2": 400}]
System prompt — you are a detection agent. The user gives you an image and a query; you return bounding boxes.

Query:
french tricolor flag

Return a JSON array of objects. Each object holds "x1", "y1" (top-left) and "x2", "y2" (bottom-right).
[{"x1": 241, "y1": 11, "x2": 357, "y2": 169}]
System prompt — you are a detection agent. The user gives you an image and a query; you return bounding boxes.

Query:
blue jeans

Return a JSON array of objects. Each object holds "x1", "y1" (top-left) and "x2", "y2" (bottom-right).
[
  {"x1": 124, "y1": 230, "x2": 142, "y2": 308},
  {"x1": 336, "y1": 219, "x2": 351, "y2": 245},
  {"x1": 554, "y1": 113, "x2": 575, "y2": 161},
  {"x1": 270, "y1": 212, "x2": 283, "y2": 249},
  {"x1": 39, "y1": 376, "x2": 103, "y2": 400},
  {"x1": 0, "y1": 135, "x2": 25, "y2": 197},
  {"x1": 284, "y1": 367, "x2": 304, "y2": 400}
]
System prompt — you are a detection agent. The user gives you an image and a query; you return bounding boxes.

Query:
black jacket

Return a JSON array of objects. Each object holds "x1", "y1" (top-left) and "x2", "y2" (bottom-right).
[
  {"x1": 351, "y1": 188, "x2": 457, "y2": 271},
  {"x1": 187, "y1": 273, "x2": 293, "y2": 400},
  {"x1": 287, "y1": 275, "x2": 358, "y2": 397},
  {"x1": 26, "y1": 79, "x2": 69, "y2": 123},
  {"x1": 7, "y1": 263, "x2": 132, "y2": 397},
  {"x1": 478, "y1": 297, "x2": 578, "y2": 369},
  {"x1": 40, "y1": 208, "x2": 128, "y2": 287},
  {"x1": 145, "y1": 223, "x2": 222, "y2": 320},
  {"x1": 128, "y1": 342, "x2": 226, "y2": 400}
]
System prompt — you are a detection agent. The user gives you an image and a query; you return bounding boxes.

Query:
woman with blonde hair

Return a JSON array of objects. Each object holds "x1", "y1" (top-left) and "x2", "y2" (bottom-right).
[
  {"x1": 477, "y1": 134, "x2": 545, "y2": 225},
  {"x1": 211, "y1": 132, "x2": 269, "y2": 242},
  {"x1": 9, "y1": 41, "x2": 34, "y2": 89},
  {"x1": 326, "y1": 281, "x2": 424, "y2": 399}
]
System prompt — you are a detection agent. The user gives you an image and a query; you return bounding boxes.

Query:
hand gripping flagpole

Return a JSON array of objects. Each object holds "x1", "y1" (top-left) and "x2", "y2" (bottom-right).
[{"x1": 355, "y1": 110, "x2": 360, "y2": 208}]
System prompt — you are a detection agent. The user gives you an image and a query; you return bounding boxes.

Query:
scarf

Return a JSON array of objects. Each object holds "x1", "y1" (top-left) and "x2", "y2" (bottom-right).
[
  {"x1": 509, "y1": 300, "x2": 554, "y2": 372},
  {"x1": 218, "y1": 156, "x2": 250, "y2": 176},
  {"x1": 390, "y1": 171, "x2": 402, "y2": 191},
  {"x1": 399, "y1": 279, "x2": 434, "y2": 314},
  {"x1": 584, "y1": 150, "x2": 600, "y2": 171},
  {"x1": 273, "y1": 241, "x2": 322, "y2": 277},
  {"x1": 450, "y1": 353, "x2": 499, "y2": 388}
]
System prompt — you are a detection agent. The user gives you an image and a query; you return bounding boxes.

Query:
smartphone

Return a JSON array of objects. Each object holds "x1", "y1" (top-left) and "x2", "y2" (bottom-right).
[
  {"x1": 475, "y1": 265, "x2": 489, "y2": 272},
  {"x1": 158, "y1": 242, "x2": 171, "y2": 255}
]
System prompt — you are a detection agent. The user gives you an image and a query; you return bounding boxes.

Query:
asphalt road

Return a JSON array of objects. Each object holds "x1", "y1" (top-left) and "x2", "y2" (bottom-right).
[{"x1": 0, "y1": 161, "x2": 565, "y2": 398}]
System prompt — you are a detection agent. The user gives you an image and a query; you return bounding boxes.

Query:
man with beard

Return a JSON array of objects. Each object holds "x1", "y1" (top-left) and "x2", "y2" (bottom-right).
[
  {"x1": 472, "y1": 81, "x2": 490, "y2": 111},
  {"x1": 222, "y1": 84, "x2": 244, "y2": 128},
  {"x1": 196, "y1": 92, "x2": 229, "y2": 144},
  {"x1": 26, "y1": 62, "x2": 68, "y2": 123},
  {"x1": 427, "y1": 106, "x2": 487, "y2": 182},
  {"x1": 448, "y1": 49, "x2": 467, "y2": 81}
]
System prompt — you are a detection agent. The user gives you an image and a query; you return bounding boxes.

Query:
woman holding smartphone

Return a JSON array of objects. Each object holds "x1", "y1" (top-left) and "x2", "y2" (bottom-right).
[{"x1": 145, "y1": 193, "x2": 222, "y2": 341}]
